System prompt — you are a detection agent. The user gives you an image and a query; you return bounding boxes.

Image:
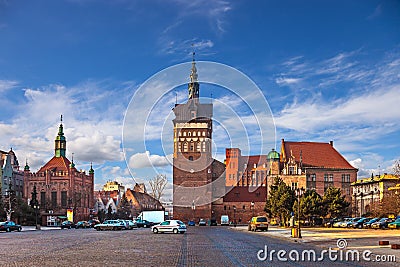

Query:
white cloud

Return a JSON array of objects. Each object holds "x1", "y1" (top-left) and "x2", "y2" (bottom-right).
[
  {"x1": 0, "y1": 80, "x2": 18, "y2": 92},
  {"x1": 275, "y1": 77, "x2": 302, "y2": 86},
  {"x1": 129, "y1": 151, "x2": 171, "y2": 169}
]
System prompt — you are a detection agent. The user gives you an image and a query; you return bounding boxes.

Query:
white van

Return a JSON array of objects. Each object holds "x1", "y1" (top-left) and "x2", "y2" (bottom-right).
[{"x1": 221, "y1": 215, "x2": 229, "y2": 226}]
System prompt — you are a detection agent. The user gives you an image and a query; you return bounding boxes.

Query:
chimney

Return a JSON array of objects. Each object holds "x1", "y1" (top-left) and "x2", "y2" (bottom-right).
[{"x1": 329, "y1": 141, "x2": 333, "y2": 146}]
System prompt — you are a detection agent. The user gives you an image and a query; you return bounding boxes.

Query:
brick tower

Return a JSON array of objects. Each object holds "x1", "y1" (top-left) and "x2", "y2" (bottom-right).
[{"x1": 172, "y1": 54, "x2": 214, "y2": 222}]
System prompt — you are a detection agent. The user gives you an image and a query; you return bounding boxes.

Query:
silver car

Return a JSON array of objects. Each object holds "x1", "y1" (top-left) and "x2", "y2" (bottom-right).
[{"x1": 151, "y1": 220, "x2": 186, "y2": 234}]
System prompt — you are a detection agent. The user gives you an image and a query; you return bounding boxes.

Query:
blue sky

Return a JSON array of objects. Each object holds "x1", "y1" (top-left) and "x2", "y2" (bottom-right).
[{"x1": 1, "y1": 0, "x2": 399, "y2": 200}]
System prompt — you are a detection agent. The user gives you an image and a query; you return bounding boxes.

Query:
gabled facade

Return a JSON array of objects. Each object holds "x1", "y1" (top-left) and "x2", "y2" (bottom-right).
[
  {"x1": 280, "y1": 139, "x2": 357, "y2": 201},
  {"x1": 1, "y1": 149, "x2": 24, "y2": 198},
  {"x1": 23, "y1": 117, "x2": 94, "y2": 225}
]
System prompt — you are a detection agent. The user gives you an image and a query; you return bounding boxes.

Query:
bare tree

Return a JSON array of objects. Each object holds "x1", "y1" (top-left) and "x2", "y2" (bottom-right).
[
  {"x1": 149, "y1": 174, "x2": 168, "y2": 201},
  {"x1": 393, "y1": 159, "x2": 400, "y2": 176}
]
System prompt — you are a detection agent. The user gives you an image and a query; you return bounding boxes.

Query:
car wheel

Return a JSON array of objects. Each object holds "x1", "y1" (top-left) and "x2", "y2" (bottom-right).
[
  {"x1": 96, "y1": 227, "x2": 101, "y2": 231},
  {"x1": 173, "y1": 228, "x2": 178, "y2": 234},
  {"x1": 6, "y1": 228, "x2": 10, "y2": 232},
  {"x1": 153, "y1": 228, "x2": 159, "y2": 234},
  {"x1": 18, "y1": 227, "x2": 21, "y2": 232}
]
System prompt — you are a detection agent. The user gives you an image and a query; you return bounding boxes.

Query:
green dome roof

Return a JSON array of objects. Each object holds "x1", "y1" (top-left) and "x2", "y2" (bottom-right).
[{"x1": 267, "y1": 149, "x2": 279, "y2": 160}]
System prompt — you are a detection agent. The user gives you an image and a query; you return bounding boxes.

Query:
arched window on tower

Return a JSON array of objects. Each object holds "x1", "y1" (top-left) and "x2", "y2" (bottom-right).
[
  {"x1": 196, "y1": 142, "x2": 201, "y2": 151},
  {"x1": 188, "y1": 132, "x2": 191, "y2": 137},
  {"x1": 183, "y1": 142, "x2": 188, "y2": 152},
  {"x1": 202, "y1": 142, "x2": 206, "y2": 152}
]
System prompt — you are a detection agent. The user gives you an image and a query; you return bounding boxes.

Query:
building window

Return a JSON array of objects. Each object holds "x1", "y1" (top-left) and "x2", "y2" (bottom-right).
[
  {"x1": 329, "y1": 174, "x2": 333, "y2": 182},
  {"x1": 229, "y1": 174, "x2": 232, "y2": 180},
  {"x1": 190, "y1": 144, "x2": 194, "y2": 151},
  {"x1": 202, "y1": 142, "x2": 206, "y2": 152},
  {"x1": 232, "y1": 174, "x2": 235, "y2": 181},
  {"x1": 224, "y1": 205, "x2": 226, "y2": 210},
  {"x1": 289, "y1": 166, "x2": 295, "y2": 175},
  {"x1": 183, "y1": 142, "x2": 188, "y2": 152},
  {"x1": 189, "y1": 156, "x2": 193, "y2": 161},
  {"x1": 291, "y1": 182, "x2": 298, "y2": 190},
  {"x1": 40, "y1": 192, "x2": 46, "y2": 207},
  {"x1": 183, "y1": 132, "x2": 186, "y2": 136},
  {"x1": 61, "y1": 191, "x2": 67, "y2": 208},
  {"x1": 324, "y1": 174, "x2": 328, "y2": 182},
  {"x1": 310, "y1": 174, "x2": 316, "y2": 181},
  {"x1": 178, "y1": 131, "x2": 181, "y2": 137},
  {"x1": 243, "y1": 205, "x2": 245, "y2": 210},
  {"x1": 51, "y1": 191, "x2": 57, "y2": 208},
  {"x1": 188, "y1": 132, "x2": 191, "y2": 137}
]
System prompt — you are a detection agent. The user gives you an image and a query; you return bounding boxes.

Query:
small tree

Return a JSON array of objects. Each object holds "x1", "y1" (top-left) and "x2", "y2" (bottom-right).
[
  {"x1": 117, "y1": 195, "x2": 132, "y2": 219},
  {"x1": 149, "y1": 174, "x2": 168, "y2": 201},
  {"x1": 265, "y1": 177, "x2": 295, "y2": 226},
  {"x1": 293, "y1": 189, "x2": 323, "y2": 225},
  {"x1": 322, "y1": 187, "x2": 350, "y2": 218}
]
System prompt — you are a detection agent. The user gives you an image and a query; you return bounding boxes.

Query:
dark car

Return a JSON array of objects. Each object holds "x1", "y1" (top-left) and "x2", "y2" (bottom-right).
[
  {"x1": 187, "y1": 220, "x2": 196, "y2": 226},
  {"x1": 351, "y1": 217, "x2": 370, "y2": 229},
  {"x1": 363, "y1": 218, "x2": 379, "y2": 228},
  {"x1": 87, "y1": 219, "x2": 100, "y2": 228},
  {"x1": 0, "y1": 221, "x2": 22, "y2": 232},
  {"x1": 60, "y1": 221, "x2": 76, "y2": 229},
  {"x1": 199, "y1": 219, "x2": 207, "y2": 226},
  {"x1": 209, "y1": 219, "x2": 217, "y2": 226},
  {"x1": 75, "y1": 221, "x2": 90, "y2": 229},
  {"x1": 371, "y1": 218, "x2": 393, "y2": 229},
  {"x1": 135, "y1": 219, "x2": 154, "y2": 228}
]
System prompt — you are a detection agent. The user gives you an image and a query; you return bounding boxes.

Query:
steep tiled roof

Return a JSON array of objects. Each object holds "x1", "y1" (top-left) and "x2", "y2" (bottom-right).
[
  {"x1": 281, "y1": 140, "x2": 356, "y2": 170},
  {"x1": 37, "y1": 156, "x2": 71, "y2": 173}
]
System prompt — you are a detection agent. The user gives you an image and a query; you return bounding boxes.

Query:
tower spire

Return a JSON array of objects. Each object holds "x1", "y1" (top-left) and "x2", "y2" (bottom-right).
[
  {"x1": 55, "y1": 115, "x2": 66, "y2": 157},
  {"x1": 188, "y1": 48, "x2": 199, "y2": 100}
]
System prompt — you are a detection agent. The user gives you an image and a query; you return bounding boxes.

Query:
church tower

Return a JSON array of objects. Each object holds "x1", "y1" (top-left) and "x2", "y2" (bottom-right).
[
  {"x1": 172, "y1": 54, "x2": 214, "y2": 221},
  {"x1": 55, "y1": 115, "x2": 66, "y2": 157}
]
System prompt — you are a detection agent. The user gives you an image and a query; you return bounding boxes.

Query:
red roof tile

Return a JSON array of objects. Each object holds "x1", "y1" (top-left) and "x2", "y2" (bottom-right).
[
  {"x1": 37, "y1": 156, "x2": 71, "y2": 173},
  {"x1": 282, "y1": 141, "x2": 356, "y2": 170}
]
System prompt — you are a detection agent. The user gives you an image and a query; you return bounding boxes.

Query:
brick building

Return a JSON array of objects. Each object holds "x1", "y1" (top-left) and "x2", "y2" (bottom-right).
[
  {"x1": 172, "y1": 55, "x2": 225, "y2": 222},
  {"x1": 279, "y1": 139, "x2": 358, "y2": 201},
  {"x1": 23, "y1": 118, "x2": 94, "y2": 225}
]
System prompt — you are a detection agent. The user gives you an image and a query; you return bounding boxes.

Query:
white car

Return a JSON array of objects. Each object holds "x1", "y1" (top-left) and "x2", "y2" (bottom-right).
[{"x1": 151, "y1": 220, "x2": 187, "y2": 234}]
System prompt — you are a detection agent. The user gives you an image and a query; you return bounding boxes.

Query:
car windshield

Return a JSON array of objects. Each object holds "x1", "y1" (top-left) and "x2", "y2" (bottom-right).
[
  {"x1": 177, "y1": 221, "x2": 184, "y2": 225},
  {"x1": 256, "y1": 217, "x2": 268, "y2": 222}
]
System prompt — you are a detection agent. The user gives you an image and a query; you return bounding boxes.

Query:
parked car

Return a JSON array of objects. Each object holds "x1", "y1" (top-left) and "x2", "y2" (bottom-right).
[
  {"x1": 0, "y1": 221, "x2": 22, "y2": 232},
  {"x1": 363, "y1": 218, "x2": 379, "y2": 228},
  {"x1": 151, "y1": 220, "x2": 187, "y2": 234},
  {"x1": 209, "y1": 219, "x2": 217, "y2": 226},
  {"x1": 324, "y1": 218, "x2": 341, "y2": 228},
  {"x1": 351, "y1": 217, "x2": 370, "y2": 229},
  {"x1": 75, "y1": 221, "x2": 90, "y2": 229},
  {"x1": 340, "y1": 217, "x2": 361, "y2": 228},
  {"x1": 371, "y1": 218, "x2": 393, "y2": 229},
  {"x1": 248, "y1": 216, "x2": 269, "y2": 232},
  {"x1": 94, "y1": 220, "x2": 125, "y2": 231},
  {"x1": 199, "y1": 219, "x2": 207, "y2": 226},
  {"x1": 388, "y1": 219, "x2": 400, "y2": 229},
  {"x1": 187, "y1": 220, "x2": 196, "y2": 226},
  {"x1": 118, "y1": 220, "x2": 136, "y2": 230},
  {"x1": 135, "y1": 219, "x2": 154, "y2": 228},
  {"x1": 87, "y1": 219, "x2": 100, "y2": 228},
  {"x1": 60, "y1": 221, "x2": 76, "y2": 229}
]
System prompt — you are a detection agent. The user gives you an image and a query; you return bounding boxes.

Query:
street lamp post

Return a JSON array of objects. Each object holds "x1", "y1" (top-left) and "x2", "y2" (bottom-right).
[
  {"x1": 192, "y1": 200, "x2": 196, "y2": 222},
  {"x1": 295, "y1": 188, "x2": 304, "y2": 238},
  {"x1": 233, "y1": 206, "x2": 236, "y2": 227}
]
